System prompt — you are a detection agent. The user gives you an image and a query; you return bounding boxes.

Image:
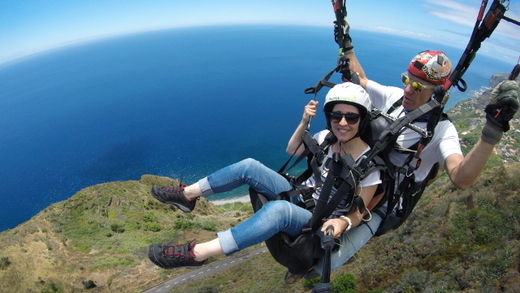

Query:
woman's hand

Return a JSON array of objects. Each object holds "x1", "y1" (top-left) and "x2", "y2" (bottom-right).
[
  {"x1": 303, "y1": 100, "x2": 319, "y2": 123},
  {"x1": 287, "y1": 100, "x2": 320, "y2": 156},
  {"x1": 321, "y1": 218, "x2": 348, "y2": 239}
]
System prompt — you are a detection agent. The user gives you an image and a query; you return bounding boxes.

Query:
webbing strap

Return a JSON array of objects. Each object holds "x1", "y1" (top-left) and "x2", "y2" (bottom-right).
[
  {"x1": 310, "y1": 153, "x2": 356, "y2": 231},
  {"x1": 396, "y1": 164, "x2": 416, "y2": 197},
  {"x1": 353, "y1": 195, "x2": 366, "y2": 215},
  {"x1": 363, "y1": 98, "x2": 441, "y2": 165},
  {"x1": 311, "y1": 152, "x2": 342, "y2": 228},
  {"x1": 308, "y1": 151, "x2": 381, "y2": 231},
  {"x1": 304, "y1": 64, "x2": 341, "y2": 96}
]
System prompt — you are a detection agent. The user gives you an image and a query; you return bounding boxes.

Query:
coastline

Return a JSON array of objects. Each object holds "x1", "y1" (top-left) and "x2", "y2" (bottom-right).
[{"x1": 209, "y1": 195, "x2": 251, "y2": 206}]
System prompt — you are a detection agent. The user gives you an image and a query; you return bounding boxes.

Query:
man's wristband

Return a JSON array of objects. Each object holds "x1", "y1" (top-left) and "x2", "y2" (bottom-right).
[{"x1": 481, "y1": 119, "x2": 504, "y2": 145}]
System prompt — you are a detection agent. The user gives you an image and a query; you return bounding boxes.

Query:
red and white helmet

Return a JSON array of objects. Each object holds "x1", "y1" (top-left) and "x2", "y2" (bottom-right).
[{"x1": 407, "y1": 50, "x2": 452, "y2": 85}]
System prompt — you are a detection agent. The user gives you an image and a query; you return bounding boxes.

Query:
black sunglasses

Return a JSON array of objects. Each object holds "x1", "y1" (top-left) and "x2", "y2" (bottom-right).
[{"x1": 326, "y1": 112, "x2": 360, "y2": 124}]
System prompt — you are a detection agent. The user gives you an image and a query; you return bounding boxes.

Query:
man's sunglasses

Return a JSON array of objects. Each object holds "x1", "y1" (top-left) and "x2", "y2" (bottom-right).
[
  {"x1": 401, "y1": 72, "x2": 436, "y2": 93},
  {"x1": 326, "y1": 112, "x2": 360, "y2": 125}
]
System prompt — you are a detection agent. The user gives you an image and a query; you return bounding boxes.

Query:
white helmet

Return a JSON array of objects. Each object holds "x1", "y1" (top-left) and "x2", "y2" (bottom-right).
[{"x1": 323, "y1": 82, "x2": 372, "y2": 117}]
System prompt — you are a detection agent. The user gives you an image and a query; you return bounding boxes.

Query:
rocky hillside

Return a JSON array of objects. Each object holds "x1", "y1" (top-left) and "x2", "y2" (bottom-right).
[
  {"x1": 0, "y1": 175, "x2": 261, "y2": 293},
  {"x1": 448, "y1": 73, "x2": 520, "y2": 163},
  {"x1": 3, "y1": 164, "x2": 518, "y2": 293}
]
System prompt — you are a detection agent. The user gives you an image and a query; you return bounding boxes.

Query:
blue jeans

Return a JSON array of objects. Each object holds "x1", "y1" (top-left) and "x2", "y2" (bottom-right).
[
  {"x1": 198, "y1": 158, "x2": 292, "y2": 199},
  {"x1": 314, "y1": 204, "x2": 385, "y2": 273},
  {"x1": 198, "y1": 158, "x2": 385, "y2": 273},
  {"x1": 198, "y1": 158, "x2": 309, "y2": 251}
]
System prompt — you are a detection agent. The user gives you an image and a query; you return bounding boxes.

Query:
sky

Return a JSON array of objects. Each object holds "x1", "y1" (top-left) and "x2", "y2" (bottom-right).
[{"x1": 0, "y1": 0, "x2": 519, "y2": 65}]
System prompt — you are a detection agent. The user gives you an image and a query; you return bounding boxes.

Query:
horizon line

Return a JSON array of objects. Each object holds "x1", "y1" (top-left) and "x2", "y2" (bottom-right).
[{"x1": 0, "y1": 23, "x2": 516, "y2": 68}]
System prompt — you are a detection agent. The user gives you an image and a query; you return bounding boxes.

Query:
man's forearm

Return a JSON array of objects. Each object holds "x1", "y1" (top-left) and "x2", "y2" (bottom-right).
[
  {"x1": 447, "y1": 138, "x2": 495, "y2": 190},
  {"x1": 344, "y1": 52, "x2": 368, "y2": 88}
]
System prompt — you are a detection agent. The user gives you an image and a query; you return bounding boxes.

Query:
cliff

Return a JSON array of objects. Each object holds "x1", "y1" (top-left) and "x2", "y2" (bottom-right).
[{"x1": 0, "y1": 175, "x2": 260, "y2": 292}]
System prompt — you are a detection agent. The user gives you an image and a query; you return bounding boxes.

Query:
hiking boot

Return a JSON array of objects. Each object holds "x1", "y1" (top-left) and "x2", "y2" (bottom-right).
[
  {"x1": 284, "y1": 267, "x2": 320, "y2": 284},
  {"x1": 148, "y1": 241, "x2": 206, "y2": 269},
  {"x1": 150, "y1": 185, "x2": 197, "y2": 212},
  {"x1": 304, "y1": 270, "x2": 320, "y2": 280},
  {"x1": 284, "y1": 271, "x2": 304, "y2": 284}
]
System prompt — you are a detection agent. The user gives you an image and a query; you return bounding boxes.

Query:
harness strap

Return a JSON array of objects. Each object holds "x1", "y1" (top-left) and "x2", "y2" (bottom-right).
[
  {"x1": 353, "y1": 195, "x2": 366, "y2": 214},
  {"x1": 361, "y1": 98, "x2": 441, "y2": 167},
  {"x1": 416, "y1": 86, "x2": 448, "y2": 159},
  {"x1": 304, "y1": 64, "x2": 342, "y2": 96},
  {"x1": 278, "y1": 131, "x2": 333, "y2": 188},
  {"x1": 310, "y1": 153, "x2": 356, "y2": 231},
  {"x1": 358, "y1": 98, "x2": 447, "y2": 225},
  {"x1": 396, "y1": 164, "x2": 416, "y2": 195},
  {"x1": 388, "y1": 97, "x2": 403, "y2": 115},
  {"x1": 278, "y1": 135, "x2": 306, "y2": 174}
]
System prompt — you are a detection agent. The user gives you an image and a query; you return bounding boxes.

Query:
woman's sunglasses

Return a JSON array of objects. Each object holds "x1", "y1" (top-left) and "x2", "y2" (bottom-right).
[
  {"x1": 326, "y1": 112, "x2": 360, "y2": 125},
  {"x1": 401, "y1": 72, "x2": 436, "y2": 93}
]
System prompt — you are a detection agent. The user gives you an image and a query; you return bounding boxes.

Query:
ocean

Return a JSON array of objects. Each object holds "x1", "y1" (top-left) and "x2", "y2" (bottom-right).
[{"x1": 0, "y1": 25, "x2": 513, "y2": 232}]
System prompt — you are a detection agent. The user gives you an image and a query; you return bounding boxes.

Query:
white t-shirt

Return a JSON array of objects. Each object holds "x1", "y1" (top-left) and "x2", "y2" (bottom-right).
[
  {"x1": 304, "y1": 129, "x2": 382, "y2": 218},
  {"x1": 365, "y1": 80, "x2": 463, "y2": 182}
]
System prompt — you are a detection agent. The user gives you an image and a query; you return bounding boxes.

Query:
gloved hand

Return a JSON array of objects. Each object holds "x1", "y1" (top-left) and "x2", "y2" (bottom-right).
[
  {"x1": 482, "y1": 80, "x2": 519, "y2": 144},
  {"x1": 334, "y1": 20, "x2": 353, "y2": 55}
]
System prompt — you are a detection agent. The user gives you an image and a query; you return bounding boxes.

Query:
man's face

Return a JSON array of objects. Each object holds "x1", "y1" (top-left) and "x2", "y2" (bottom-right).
[{"x1": 401, "y1": 73, "x2": 436, "y2": 110}]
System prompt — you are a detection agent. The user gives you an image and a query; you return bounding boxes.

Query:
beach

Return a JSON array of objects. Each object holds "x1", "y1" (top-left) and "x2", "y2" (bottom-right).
[{"x1": 210, "y1": 195, "x2": 251, "y2": 206}]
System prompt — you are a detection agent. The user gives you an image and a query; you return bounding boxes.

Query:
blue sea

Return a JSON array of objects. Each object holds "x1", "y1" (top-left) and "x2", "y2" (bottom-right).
[{"x1": 0, "y1": 25, "x2": 513, "y2": 232}]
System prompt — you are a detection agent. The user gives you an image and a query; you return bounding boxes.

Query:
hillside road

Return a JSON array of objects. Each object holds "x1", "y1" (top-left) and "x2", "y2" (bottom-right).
[{"x1": 141, "y1": 246, "x2": 269, "y2": 292}]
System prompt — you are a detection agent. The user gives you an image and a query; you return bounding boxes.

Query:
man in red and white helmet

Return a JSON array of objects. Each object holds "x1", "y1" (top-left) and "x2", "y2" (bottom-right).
[
  {"x1": 402, "y1": 50, "x2": 452, "y2": 110},
  {"x1": 344, "y1": 39, "x2": 519, "y2": 191}
]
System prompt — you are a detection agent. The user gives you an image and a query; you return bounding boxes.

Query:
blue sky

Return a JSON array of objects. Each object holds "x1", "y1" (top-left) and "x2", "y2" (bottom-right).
[{"x1": 0, "y1": 0, "x2": 518, "y2": 65}]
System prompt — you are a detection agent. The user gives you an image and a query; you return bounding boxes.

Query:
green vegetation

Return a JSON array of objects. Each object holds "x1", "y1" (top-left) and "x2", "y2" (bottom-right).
[
  {"x1": 1, "y1": 165, "x2": 518, "y2": 293},
  {"x1": 302, "y1": 273, "x2": 358, "y2": 292},
  {"x1": 40, "y1": 282, "x2": 64, "y2": 293},
  {"x1": 167, "y1": 165, "x2": 520, "y2": 292},
  {"x1": 0, "y1": 174, "x2": 256, "y2": 292},
  {"x1": 331, "y1": 274, "x2": 357, "y2": 293},
  {"x1": 447, "y1": 79, "x2": 520, "y2": 165},
  {"x1": 0, "y1": 257, "x2": 10, "y2": 270}
]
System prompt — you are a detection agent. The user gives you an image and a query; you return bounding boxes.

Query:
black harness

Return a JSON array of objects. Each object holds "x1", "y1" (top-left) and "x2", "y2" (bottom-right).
[
  {"x1": 249, "y1": 129, "x2": 385, "y2": 275},
  {"x1": 363, "y1": 97, "x2": 450, "y2": 235}
]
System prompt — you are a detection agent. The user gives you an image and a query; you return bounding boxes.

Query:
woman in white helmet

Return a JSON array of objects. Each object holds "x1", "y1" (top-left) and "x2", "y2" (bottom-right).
[{"x1": 147, "y1": 82, "x2": 383, "y2": 279}]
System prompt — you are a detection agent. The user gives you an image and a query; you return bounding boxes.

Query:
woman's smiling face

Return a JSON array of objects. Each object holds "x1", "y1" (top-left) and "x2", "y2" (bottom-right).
[{"x1": 329, "y1": 103, "x2": 360, "y2": 142}]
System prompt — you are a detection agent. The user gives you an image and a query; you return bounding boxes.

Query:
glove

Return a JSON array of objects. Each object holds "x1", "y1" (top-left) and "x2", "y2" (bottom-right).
[
  {"x1": 482, "y1": 80, "x2": 520, "y2": 144},
  {"x1": 334, "y1": 20, "x2": 353, "y2": 55}
]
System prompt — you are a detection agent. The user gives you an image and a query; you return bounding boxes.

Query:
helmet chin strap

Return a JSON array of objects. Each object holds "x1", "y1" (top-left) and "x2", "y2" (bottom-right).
[
  {"x1": 340, "y1": 136, "x2": 355, "y2": 144},
  {"x1": 341, "y1": 132, "x2": 360, "y2": 143},
  {"x1": 338, "y1": 137, "x2": 356, "y2": 155},
  {"x1": 338, "y1": 134, "x2": 357, "y2": 147}
]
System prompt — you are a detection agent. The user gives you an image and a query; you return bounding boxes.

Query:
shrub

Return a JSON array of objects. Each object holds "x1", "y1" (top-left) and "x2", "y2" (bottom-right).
[
  {"x1": 110, "y1": 223, "x2": 125, "y2": 233},
  {"x1": 174, "y1": 219, "x2": 195, "y2": 230},
  {"x1": 331, "y1": 273, "x2": 357, "y2": 292},
  {"x1": 394, "y1": 268, "x2": 430, "y2": 292},
  {"x1": 0, "y1": 257, "x2": 11, "y2": 270},
  {"x1": 483, "y1": 248, "x2": 514, "y2": 281},
  {"x1": 202, "y1": 222, "x2": 217, "y2": 231},
  {"x1": 144, "y1": 222, "x2": 162, "y2": 232},
  {"x1": 40, "y1": 282, "x2": 64, "y2": 293},
  {"x1": 143, "y1": 213, "x2": 157, "y2": 222},
  {"x1": 303, "y1": 275, "x2": 321, "y2": 289}
]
